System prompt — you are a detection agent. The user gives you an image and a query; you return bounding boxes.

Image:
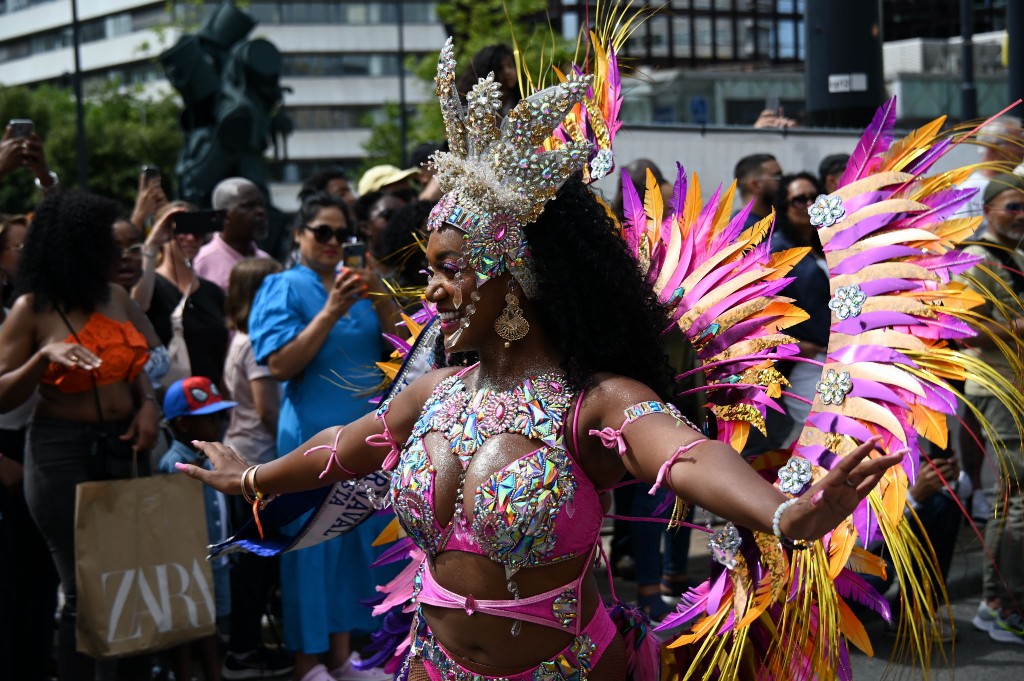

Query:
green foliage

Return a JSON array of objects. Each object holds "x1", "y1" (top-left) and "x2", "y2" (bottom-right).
[
  {"x1": 0, "y1": 82, "x2": 182, "y2": 213},
  {"x1": 360, "y1": 102, "x2": 405, "y2": 170},
  {"x1": 364, "y1": 0, "x2": 574, "y2": 164}
]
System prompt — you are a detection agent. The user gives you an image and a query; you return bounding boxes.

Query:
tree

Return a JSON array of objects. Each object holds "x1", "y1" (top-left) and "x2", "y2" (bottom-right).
[
  {"x1": 361, "y1": 0, "x2": 573, "y2": 168},
  {"x1": 0, "y1": 82, "x2": 182, "y2": 214}
]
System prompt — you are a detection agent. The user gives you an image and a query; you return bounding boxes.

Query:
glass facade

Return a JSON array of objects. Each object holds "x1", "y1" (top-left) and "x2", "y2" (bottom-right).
[
  {"x1": 0, "y1": 2, "x2": 436, "y2": 63},
  {"x1": 884, "y1": 0, "x2": 1007, "y2": 41},
  {"x1": 567, "y1": 0, "x2": 807, "y2": 68}
]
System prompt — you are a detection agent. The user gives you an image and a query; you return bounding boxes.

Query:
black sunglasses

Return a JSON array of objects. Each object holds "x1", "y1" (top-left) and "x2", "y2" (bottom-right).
[
  {"x1": 996, "y1": 202, "x2": 1024, "y2": 214},
  {"x1": 789, "y1": 193, "x2": 817, "y2": 208},
  {"x1": 304, "y1": 224, "x2": 351, "y2": 244}
]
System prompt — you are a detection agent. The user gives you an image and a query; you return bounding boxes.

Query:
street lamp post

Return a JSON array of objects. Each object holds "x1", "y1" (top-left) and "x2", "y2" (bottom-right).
[
  {"x1": 960, "y1": 0, "x2": 978, "y2": 120},
  {"x1": 70, "y1": 0, "x2": 88, "y2": 188},
  {"x1": 396, "y1": 0, "x2": 408, "y2": 168}
]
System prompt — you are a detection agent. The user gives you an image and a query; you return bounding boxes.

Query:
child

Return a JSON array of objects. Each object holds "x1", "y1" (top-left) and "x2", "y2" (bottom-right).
[
  {"x1": 224, "y1": 257, "x2": 282, "y2": 467},
  {"x1": 220, "y1": 257, "x2": 295, "y2": 681},
  {"x1": 159, "y1": 376, "x2": 237, "y2": 681}
]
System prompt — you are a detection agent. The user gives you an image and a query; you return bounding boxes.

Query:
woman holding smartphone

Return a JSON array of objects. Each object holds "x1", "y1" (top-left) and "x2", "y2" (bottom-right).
[
  {"x1": 143, "y1": 201, "x2": 229, "y2": 387},
  {"x1": 246, "y1": 192, "x2": 400, "y2": 681}
]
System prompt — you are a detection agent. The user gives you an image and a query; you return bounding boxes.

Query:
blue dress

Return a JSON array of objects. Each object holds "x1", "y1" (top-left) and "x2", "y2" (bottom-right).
[{"x1": 250, "y1": 264, "x2": 390, "y2": 653}]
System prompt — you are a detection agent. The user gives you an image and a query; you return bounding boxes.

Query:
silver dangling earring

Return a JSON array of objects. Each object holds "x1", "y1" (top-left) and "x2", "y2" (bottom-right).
[{"x1": 493, "y1": 280, "x2": 529, "y2": 348}]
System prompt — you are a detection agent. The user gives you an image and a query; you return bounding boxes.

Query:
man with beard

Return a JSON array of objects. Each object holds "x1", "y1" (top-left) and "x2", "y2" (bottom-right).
[
  {"x1": 960, "y1": 173, "x2": 1024, "y2": 644},
  {"x1": 733, "y1": 153, "x2": 783, "y2": 230}
]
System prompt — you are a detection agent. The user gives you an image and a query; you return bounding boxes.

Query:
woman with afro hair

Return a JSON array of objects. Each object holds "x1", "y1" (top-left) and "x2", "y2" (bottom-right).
[
  {"x1": 0, "y1": 189, "x2": 162, "y2": 681},
  {"x1": 180, "y1": 171, "x2": 900, "y2": 680}
]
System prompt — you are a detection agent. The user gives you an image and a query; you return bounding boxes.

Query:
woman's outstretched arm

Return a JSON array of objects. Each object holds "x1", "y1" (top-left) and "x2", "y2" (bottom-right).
[
  {"x1": 583, "y1": 375, "x2": 904, "y2": 542},
  {"x1": 178, "y1": 367, "x2": 452, "y2": 495}
]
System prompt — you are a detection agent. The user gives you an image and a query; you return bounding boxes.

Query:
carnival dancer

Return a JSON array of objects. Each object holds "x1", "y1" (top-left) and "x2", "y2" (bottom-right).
[{"x1": 176, "y1": 40, "x2": 909, "y2": 680}]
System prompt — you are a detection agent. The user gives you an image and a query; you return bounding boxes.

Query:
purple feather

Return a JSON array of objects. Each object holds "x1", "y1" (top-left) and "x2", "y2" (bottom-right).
[
  {"x1": 835, "y1": 569, "x2": 893, "y2": 623},
  {"x1": 830, "y1": 345, "x2": 916, "y2": 367},
  {"x1": 830, "y1": 245, "x2": 926, "y2": 275},
  {"x1": 833, "y1": 311, "x2": 923, "y2": 335},
  {"x1": 656, "y1": 580, "x2": 712, "y2": 631},
  {"x1": 858, "y1": 278, "x2": 920, "y2": 296},
  {"x1": 620, "y1": 170, "x2": 644, "y2": 256},
  {"x1": 806, "y1": 413, "x2": 875, "y2": 443},
  {"x1": 903, "y1": 187, "x2": 977, "y2": 226},
  {"x1": 900, "y1": 136, "x2": 953, "y2": 177},
  {"x1": 838, "y1": 97, "x2": 898, "y2": 186},
  {"x1": 383, "y1": 333, "x2": 411, "y2": 354},
  {"x1": 824, "y1": 211, "x2": 902, "y2": 252},
  {"x1": 669, "y1": 162, "x2": 687, "y2": 220}
]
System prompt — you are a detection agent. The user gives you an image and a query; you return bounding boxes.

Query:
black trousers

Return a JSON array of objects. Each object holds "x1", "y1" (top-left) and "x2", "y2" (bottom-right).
[
  {"x1": 24, "y1": 417, "x2": 152, "y2": 681},
  {"x1": 0, "y1": 426, "x2": 59, "y2": 681}
]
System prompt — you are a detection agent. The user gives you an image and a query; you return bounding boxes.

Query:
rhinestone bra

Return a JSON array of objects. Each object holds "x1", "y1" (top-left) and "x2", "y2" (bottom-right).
[{"x1": 389, "y1": 366, "x2": 604, "y2": 577}]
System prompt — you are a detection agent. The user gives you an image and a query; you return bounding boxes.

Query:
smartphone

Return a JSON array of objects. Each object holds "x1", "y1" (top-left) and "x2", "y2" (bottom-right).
[
  {"x1": 342, "y1": 238, "x2": 367, "y2": 269},
  {"x1": 173, "y1": 209, "x2": 225, "y2": 236},
  {"x1": 8, "y1": 119, "x2": 34, "y2": 139},
  {"x1": 141, "y1": 165, "x2": 161, "y2": 183},
  {"x1": 764, "y1": 96, "x2": 780, "y2": 114}
]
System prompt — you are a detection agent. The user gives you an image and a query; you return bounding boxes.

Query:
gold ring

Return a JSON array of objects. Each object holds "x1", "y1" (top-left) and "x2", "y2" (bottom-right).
[{"x1": 69, "y1": 354, "x2": 79, "y2": 363}]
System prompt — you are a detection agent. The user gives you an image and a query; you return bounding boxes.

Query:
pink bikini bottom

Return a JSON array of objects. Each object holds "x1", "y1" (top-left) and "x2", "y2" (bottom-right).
[{"x1": 411, "y1": 603, "x2": 618, "y2": 680}]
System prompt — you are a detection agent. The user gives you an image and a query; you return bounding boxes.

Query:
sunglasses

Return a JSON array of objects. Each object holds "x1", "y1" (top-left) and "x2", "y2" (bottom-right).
[
  {"x1": 789, "y1": 194, "x2": 817, "y2": 208},
  {"x1": 304, "y1": 223, "x2": 351, "y2": 244},
  {"x1": 995, "y1": 202, "x2": 1024, "y2": 214}
]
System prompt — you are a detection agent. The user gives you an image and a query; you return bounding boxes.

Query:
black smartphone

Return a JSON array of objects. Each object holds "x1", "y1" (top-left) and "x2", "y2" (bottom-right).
[
  {"x1": 173, "y1": 209, "x2": 225, "y2": 236},
  {"x1": 342, "y1": 239, "x2": 367, "y2": 269},
  {"x1": 141, "y1": 165, "x2": 161, "y2": 183},
  {"x1": 8, "y1": 119, "x2": 34, "y2": 139},
  {"x1": 764, "y1": 96, "x2": 780, "y2": 114}
]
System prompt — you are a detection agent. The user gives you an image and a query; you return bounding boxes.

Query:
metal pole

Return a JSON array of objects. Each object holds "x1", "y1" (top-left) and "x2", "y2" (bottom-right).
[
  {"x1": 396, "y1": 0, "x2": 408, "y2": 168},
  {"x1": 1009, "y1": 0, "x2": 1024, "y2": 106},
  {"x1": 70, "y1": 0, "x2": 88, "y2": 188},
  {"x1": 961, "y1": 0, "x2": 978, "y2": 120}
]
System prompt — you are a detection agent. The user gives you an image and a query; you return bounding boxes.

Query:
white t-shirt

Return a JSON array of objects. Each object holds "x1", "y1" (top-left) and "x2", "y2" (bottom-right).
[{"x1": 223, "y1": 331, "x2": 278, "y2": 464}]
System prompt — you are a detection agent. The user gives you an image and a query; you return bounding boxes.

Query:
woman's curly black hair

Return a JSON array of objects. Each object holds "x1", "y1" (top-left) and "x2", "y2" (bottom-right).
[
  {"x1": 19, "y1": 190, "x2": 118, "y2": 313},
  {"x1": 438, "y1": 177, "x2": 674, "y2": 397}
]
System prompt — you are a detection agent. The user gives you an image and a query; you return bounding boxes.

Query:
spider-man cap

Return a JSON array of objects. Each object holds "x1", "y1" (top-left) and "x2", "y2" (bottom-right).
[{"x1": 163, "y1": 376, "x2": 237, "y2": 420}]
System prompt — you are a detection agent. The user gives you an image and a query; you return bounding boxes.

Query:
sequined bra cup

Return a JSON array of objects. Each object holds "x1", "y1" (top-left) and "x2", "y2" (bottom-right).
[{"x1": 389, "y1": 366, "x2": 603, "y2": 574}]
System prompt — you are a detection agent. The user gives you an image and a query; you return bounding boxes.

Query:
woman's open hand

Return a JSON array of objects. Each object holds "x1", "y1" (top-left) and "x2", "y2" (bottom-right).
[
  {"x1": 779, "y1": 436, "x2": 907, "y2": 542},
  {"x1": 174, "y1": 440, "x2": 250, "y2": 495},
  {"x1": 40, "y1": 341, "x2": 102, "y2": 371}
]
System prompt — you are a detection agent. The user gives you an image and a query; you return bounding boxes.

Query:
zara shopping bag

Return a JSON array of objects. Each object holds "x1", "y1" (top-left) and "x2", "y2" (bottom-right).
[{"x1": 74, "y1": 474, "x2": 215, "y2": 657}]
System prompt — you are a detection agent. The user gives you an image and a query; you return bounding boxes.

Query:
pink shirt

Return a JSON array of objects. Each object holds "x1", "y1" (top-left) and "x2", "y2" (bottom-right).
[{"x1": 193, "y1": 233, "x2": 272, "y2": 292}]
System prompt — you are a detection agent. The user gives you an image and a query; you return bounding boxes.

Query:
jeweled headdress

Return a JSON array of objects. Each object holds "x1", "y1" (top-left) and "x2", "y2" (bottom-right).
[{"x1": 426, "y1": 38, "x2": 598, "y2": 299}]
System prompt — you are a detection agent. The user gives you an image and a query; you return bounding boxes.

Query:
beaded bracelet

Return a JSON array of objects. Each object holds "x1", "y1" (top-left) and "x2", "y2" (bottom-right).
[{"x1": 772, "y1": 498, "x2": 811, "y2": 551}]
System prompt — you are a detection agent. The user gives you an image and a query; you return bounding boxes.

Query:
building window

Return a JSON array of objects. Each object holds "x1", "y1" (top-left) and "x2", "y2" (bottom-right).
[
  {"x1": 248, "y1": 1, "x2": 436, "y2": 25},
  {"x1": 287, "y1": 106, "x2": 386, "y2": 129},
  {"x1": 282, "y1": 53, "x2": 407, "y2": 78}
]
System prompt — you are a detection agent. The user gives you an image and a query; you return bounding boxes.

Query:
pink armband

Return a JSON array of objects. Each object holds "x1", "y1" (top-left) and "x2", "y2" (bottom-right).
[
  {"x1": 365, "y1": 397, "x2": 402, "y2": 471},
  {"x1": 650, "y1": 438, "x2": 708, "y2": 495},
  {"x1": 366, "y1": 418, "x2": 401, "y2": 471},
  {"x1": 589, "y1": 401, "x2": 696, "y2": 457},
  {"x1": 303, "y1": 427, "x2": 356, "y2": 479}
]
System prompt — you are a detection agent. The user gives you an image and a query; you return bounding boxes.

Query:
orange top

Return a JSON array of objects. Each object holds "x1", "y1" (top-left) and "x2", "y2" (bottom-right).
[{"x1": 41, "y1": 313, "x2": 150, "y2": 393}]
